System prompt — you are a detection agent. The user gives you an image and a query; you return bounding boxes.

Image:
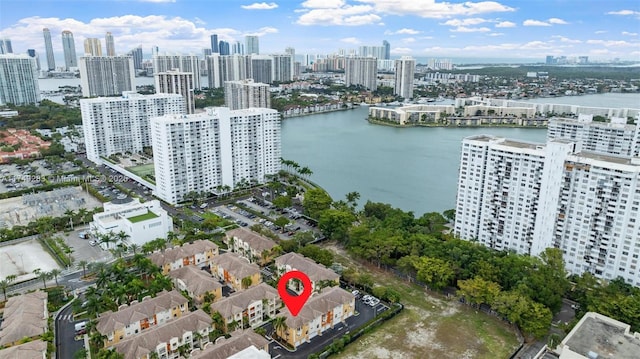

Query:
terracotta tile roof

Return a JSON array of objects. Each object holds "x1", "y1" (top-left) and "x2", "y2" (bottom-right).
[
  {"x1": 281, "y1": 287, "x2": 354, "y2": 329},
  {"x1": 275, "y1": 252, "x2": 340, "y2": 283},
  {"x1": 168, "y1": 266, "x2": 222, "y2": 296},
  {"x1": 96, "y1": 290, "x2": 188, "y2": 335},
  {"x1": 148, "y1": 240, "x2": 218, "y2": 267},
  {"x1": 212, "y1": 252, "x2": 260, "y2": 279},
  {"x1": 191, "y1": 330, "x2": 269, "y2": 359},
  {"x1": 209, "y1": 283, "x2": 278, "y2": 319},
  {"x1": 113, "y1": 310, "x2": 212, "y2": 359},
  {"x1": 0, "y1": 291, "x2": 48, "y2": 346},
  {"x1": 226, "y1": 228, "x2": 277, "y2": 253}
]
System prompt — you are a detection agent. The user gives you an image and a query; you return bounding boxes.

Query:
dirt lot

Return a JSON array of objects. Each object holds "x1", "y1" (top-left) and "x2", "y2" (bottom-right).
[{"x1": 321, "y1": 242, "x2": 520, "y2": 359}]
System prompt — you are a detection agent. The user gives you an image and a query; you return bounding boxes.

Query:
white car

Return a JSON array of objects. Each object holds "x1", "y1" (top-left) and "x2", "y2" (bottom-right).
[{"x1": 89, "y1": 240, "x2": 98, "y2": 246}]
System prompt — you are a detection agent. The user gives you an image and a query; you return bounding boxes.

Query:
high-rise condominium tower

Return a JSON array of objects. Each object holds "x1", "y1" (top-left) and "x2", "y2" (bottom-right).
[
  {"x1": 153, "y1": 55, "x2": 201, "y2": 89},
  {"x1": 394, "y1": 56, "x2": 415, "y2": 100},
  {"x1": 84, "y1": 38, "x2": 102, "y2": 56},
  {"x1": 105, "y1": 32, "x2": 115, "y2": 56},
  {"x1": 81, "y1": 92, "x2": 185, "y2": 164},
  {"x1": 272, "y1": 54, "x2": 293, "y2": 83},
  {"x1": 285, "y1": 47, "x2": 296, "y2": 80},
  {"x1": 155, "y1": 69, "x2": 195, "y2": 114},
  {"x1": 79, "y1": 56, "x2": 135, "y2": 97},
  {"x1": 224, "y1": 79, "x2": 270, "y2": 110},
  {"x1": 345, "y1": 57, "x2": 377, "y2": 91},
  {"x1": 0, "y1": 54, "x2": 41, "y2": 105},
  {"x1": 151, "y1": 107, "x2": 281, "y2": 204},
  {"x1": 245, "y1": 36, "x2": 259, "y2": 55},
  {"x1": 219, "y1": 41, "x2": 230, "y2": 55},
  {"x1": 43, "y1": 28, "x2": 56, "y2": 71},
  {"x1": 61, "y1": 30, "x2": 77, "y2": 70},
  {"x1": 26, "y1": 49, "x2": 40, "y2": 71},
  {"x1": 382, "y1": 40, "x2": 390, "y2": 60},
  {"x1": 206, "y1": 54, "x2": 251, "y2": 88},
  {"x1": 127, "y1": 46, "x2": 143, "y2": 70},
  {"x1": 0, "y1": 39, "x2": 12, "y2": 54},
  {"x1": 210, "y1": 34, "x2": 219, "y2": 53},
  {"x1": 250, "y1": 55, "x2": 273, "y2": 84}
]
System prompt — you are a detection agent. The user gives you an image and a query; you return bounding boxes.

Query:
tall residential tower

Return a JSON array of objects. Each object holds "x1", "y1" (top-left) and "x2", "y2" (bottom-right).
[
  {"x1": 79, "y1": 56, "x2": 135, "y2": 97},
  {"x1": 61, "y1": 30, "x2": 77, "y2": 70},
  {"x1": 0, "y1": 54, "x2": 40, "y2": 105},
  {"x1": 394, "y1": 56, "x2": 415, "y2": 100},
  {"x1": 43, "y1": 28, "x2": 56, "y2": 71}
]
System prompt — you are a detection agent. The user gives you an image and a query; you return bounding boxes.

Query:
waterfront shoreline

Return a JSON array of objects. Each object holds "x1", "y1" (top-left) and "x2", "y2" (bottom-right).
[{"x1": 367, "y1": 117, "x2": 548, "y2": 129}]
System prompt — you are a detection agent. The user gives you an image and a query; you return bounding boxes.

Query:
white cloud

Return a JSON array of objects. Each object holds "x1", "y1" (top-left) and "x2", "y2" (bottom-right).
[
  {"x1": 442, "y1": 17, "x2": 488, "y2": 26},
  {"x1": 523, "y1": 19, "x2": 551, "y2": 26},
  {"x1": 488, "y1": 32, "x2": 504, "y2": 36},
  {"x1": 594, "y1": 30, "x2": 607, "y2": 34},
  {"x1": 622, "y1": 31, "x2": 638, "y2": 36},
  {"x1": 301, "y1": 0, "x2": 345, "y2": 8},
  {"x1": 451, "y1": 26, "x2": 491, "y2": 33},
  {"x1": 245, "y1": 26, "x2": 279, "y2": 36},
  {"x1": 343, "y1": 14, "x2": 383, "y2": 25},
  {"x1": 296, "y1": 4, "x2": 381, "y2": 26},
  {"x1": 495, "y1": 21, "x2": 516, "y2": 28},
  {"x1": 548, "y1": 18, "x2": 568, "y2": 24},
  {"x1": 241, "y1": 2, "x2": 278, "y2": 10},
  {"x1": 551, "y1": 36, "x2": 582, "y2": 44},
  {"x1": 401, "y1": 37, "x2": 416, "y2": 43},
  {"x1": 384, "y1": 28, "x2": 421, "y2": 35},
  {"x1": 586, "y1": 39, "x2": 634, "y2": 47},
  {"x1": 340, "y1": 37, "x2": 360, "y2": 44},
  {"x1": 607, "y1": 10, "x2": 640, "y2": 16},
  {"x1": 391, "y1": 47, "x2": 413, "y2": 55},
  {"x1": 356, "y1": 0, "x2": 515, "y2": 19}
]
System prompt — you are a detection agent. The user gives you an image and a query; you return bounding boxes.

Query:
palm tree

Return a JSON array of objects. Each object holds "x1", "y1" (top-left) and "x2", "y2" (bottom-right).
[
  {"x1": 241, "y1": 276, "x2": 253, "y2": 289},
  {"x1": 211, "y1": 312, "x2": 225, "y2": 332},
  {"x1": 50, "y1": 268, "x2": 62, "y2": 286},
  {"x1": 115, "y1": 231, "x2": 130, "y2": 247},
  {"x1": 193, "y1": 331, "x2": 205, "y2": 349},
  {"x1": 99, "y1": 232, "x2": 115, "y2": 250},
  {"x1": 273, "y1": 316, "x2": 288, "y2": 340},
  {"x1": 0, "y1": 279, "x2": 12, "y2": 301},
  {"x1": 298, "y1": 166, "x2": 313, "y2": 179},
  {"x1": 77, "y1": 208, "x2": 89, "y2": 224},
  {"x1": 33, "y1": 269, "x2": 51, "y2": 289},
  {"x1": 77, "y1": 260, "x2": 89, "y2": 278}
]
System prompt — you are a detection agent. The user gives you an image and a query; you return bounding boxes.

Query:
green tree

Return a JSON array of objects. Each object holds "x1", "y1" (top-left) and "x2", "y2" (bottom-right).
[
  {"x1": 241, "y1": 276, "x2": 253, "y2": 289},
  {"x1": 302, "y1": 188, "x2": 332, "y2": 219},
  {"x1": 457, "y1": 277, "x2": 501, "y2": 306},
  {"x1": 414, "y1": 257, "x2": 454, "y2": 290},
  {"x1": 274, "y1": 216, "x2": 290, "y2": 231},
  {"x1": 299, "y1": 245, "x2": 334, "y2": 267},
  {"x1": 50, "y1": 268, "x2": 62, "y2": 286},
  {"x1": 273, "y1": 316, "x2": 288, "y2": 340},
  {"x1": 523, "y1": 248, "x2": 570, "y2": 313},
  {"x1": 273, "y1": 195, "x2": 292, "y2": 209},
  {"x1": 318, "y1": 209, "x2": 355, "y2": 242}
]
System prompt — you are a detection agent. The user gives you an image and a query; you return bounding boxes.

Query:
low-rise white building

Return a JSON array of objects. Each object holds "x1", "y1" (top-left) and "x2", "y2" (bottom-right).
[{"x1": 90, "y1": 197, "x2": 172, "y2": 249}]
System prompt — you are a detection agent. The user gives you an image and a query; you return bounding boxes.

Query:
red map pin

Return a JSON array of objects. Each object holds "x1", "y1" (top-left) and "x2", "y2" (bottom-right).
[{"x1": 278, "y1": 270, "x2": 312, "y2": 316}]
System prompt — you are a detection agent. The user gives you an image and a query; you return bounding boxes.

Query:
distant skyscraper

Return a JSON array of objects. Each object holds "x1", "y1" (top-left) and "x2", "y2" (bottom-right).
[
  {"x1": 151, "y1": 46, "x2": 159, "y2": 57},
  {"x1": 345, "y1": 57, "x2": 377, "y2": 91},
  {"x1": 43, "y1": 28, "x2": 56, "y2": 71},
  {"x1": 105, "y1": 32, "x2": 115, "y2": 56},
  {"x1": 127, "y1": 46, "x2": 143, "y2": 70},
  {"x1": 358, "y1": 45, "x2": 385, "y2": 59},
  {"x1": 0, "y1": 54, "x2": 41, "y2": 105},
  {"x1": 210, "y1": 34, "x2": 219, "y2": 53},
  {"x1": 153, "y1": 55, "x2": 201, "y2": 89},
  {"x1": 26, "y1": 49, "x2": 40, "y2": 71},
  {"x1": 203, "y1": 48, "x2": 212, "y2": 57},
  {"x1": 232, "y1": 41, "x2": 244, "y2": 55},
  {"x1": 79, "y1": 56, "x2": 135, "y2": 97},
  {"x1": 245, "y1": 36, "x2": 259, "y2": 55},
  {"x1": 224, "y1": 79, "x2": 270, "y2": 110},
  {"x1": 84, "y1": 38, "x2": 102, "y2": 56},
  {"x1": 285, "y1": 47, "x2": 296, "y2": 80},
  {"x1": 382, "y1": 40, "x2": 390, "y2": 60},
  {"x1": 272, "y1": 54, "x2": 293, "y2": 83},
  {"x1": 61, "y1": 30, "x2": 78, "y2": 70},
  {"x1": 155, "y1": 69, "x2": 195, "y2": 114},
  {"x1": 251, "y1": 55, "x2": 272, "y2": 84},
  {"x1": 206, "y1": 54, "x2": 251, "y2": 88},
  {"x1": 0, "y1": 39, "x2": 12, "y2": 54},
  {"x1": 219, "y1": 41, "x2": 230, "y2": 55},
  {"x1": 394, "y1": 56, "x2": 415, "y2": 100}
]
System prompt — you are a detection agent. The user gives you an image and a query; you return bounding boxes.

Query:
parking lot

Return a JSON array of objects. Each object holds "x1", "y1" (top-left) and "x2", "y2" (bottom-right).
[{"x1": 59, "y1": 226, "x2": 113, "y2": 264}]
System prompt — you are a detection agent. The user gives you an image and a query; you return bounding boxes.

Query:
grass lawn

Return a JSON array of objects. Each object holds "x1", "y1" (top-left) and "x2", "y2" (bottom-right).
[
  {"x1": 127, "y1": 210, "x2": 159, "y2": 223},
  {"x1": 126, "y1": 163, "x2": 155, "y2": 177},
  {"x1": 322, "y1": 242, "x2": 521, "y2": 359}
]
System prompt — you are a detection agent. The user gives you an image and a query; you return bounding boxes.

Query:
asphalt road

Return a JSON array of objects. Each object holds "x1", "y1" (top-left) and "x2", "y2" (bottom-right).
[{"x1": 56, "y1": 302, "x2": 85, "y2": 359}]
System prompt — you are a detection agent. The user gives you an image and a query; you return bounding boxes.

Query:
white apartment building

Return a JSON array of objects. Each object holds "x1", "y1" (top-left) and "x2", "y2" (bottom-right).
[
  {"x1": 151, "y1": 107, "x2": 281, "y2": 204},
  {"x1": 548, "y1": 115, "x2": 640, "y2": 158},
  {"x1": 251, "y1": 55, "x2": 273, "y2": 84},
  {"x1": 155, "y1": 69, "x2": 195, "y2": 114},
  {"x1": 345, "y1": 57, "x2": 377, "y2": 91},
  {"x1": 206, "y1": 54, "x2": 251, "y2": 88},
  {"x1": 394, "y1": 56, "x2": 415, "y2": 100},
  {"x1": 80, "y1": 92, "x2": 185, "y2": 164},
  {"x1": 0, "y1": 54, "x2": 40, "y2": 105},
  {"x1": 79, "y1": 56, "x2": 136, "y2": 97},
  {"x1": 90, "y1": 197, "x2": 173, "y2": 248},
  {"x1": 272, "y1": 54, "x2": 293, "y2": 83},
  {"x1": 454, "y1": 135, "x2": 640, "y2": 285},
  {"x1": 152, "y1": 54, "x2": 201, "y2": 89},
  {"x1": 224, "y1": 79, "x2": 270, "y2": 110}
]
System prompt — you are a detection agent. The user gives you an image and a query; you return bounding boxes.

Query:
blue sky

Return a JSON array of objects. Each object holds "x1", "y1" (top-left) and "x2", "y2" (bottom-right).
[{"x1": 0, "y1": 0, "x2": 639, "y2": 62}]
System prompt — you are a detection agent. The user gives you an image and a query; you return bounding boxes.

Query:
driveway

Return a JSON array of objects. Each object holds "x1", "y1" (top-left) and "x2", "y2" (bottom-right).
[
  {"x1": 59, "y1": 226, "x2": 113, "y2": 266},
  {"x1": 56, "y1": 302, "x2": 86, "y2": 359}
]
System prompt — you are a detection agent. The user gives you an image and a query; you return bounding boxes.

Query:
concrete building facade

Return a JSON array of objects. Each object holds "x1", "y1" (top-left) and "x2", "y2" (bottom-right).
[
  {"x1": 155, "y1": 69, "x2": 196, "y2": 114},
  {"x1": 223, "y1": 79, "x2": 270, "y2": 110},
  {"x1": 79, "y1": 56, "x2": 136, "y2": 97},
  {"x1": 345, "y1": 57, "x2": 377, "y2": 91},
  {"x1": 0, "y1": 54, "x2": 40, "y2": 105}
]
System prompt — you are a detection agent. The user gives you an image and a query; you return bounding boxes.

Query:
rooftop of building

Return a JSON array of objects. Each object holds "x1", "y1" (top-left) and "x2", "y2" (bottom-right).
[
  {"x1": 280, "y1": 286, "x2": 354, "y2": 329},
  {"x1": 190, "y1": 330, "x2": 269, "y2": 359},
  {"x1": 275, "y1": 252, "x2": 340, "y2": 283},
  {"x1": 0, "y1": 339, "x2": 47, "y2": 359},
  {"x1": 226, "y1": 228, "x2": 277, "y2": 253},
  {"x1": 209, "y1": 283, "x2": 278, "y2": 319},
  {"x1": 574, "y1": 151, "x2": 638, "y2": 165},
  {"x1": 0, "y1": 291, "x2": 48, "y2": 346},
  {"x1": 211, "y1": 252, "x2": 261, "y2": 279},
  {"x1": 148, "y1": 240, "x2": 218, "y2": 267},
  {"x1": 168, "y1": 265, "x2": 223, "y2": 295},
  {"x1": 126, "y1": 210, "x2": 159, "y2": 223},
  {"x1": 561, "y1": 312, "x2": 640, "y2": 359}
]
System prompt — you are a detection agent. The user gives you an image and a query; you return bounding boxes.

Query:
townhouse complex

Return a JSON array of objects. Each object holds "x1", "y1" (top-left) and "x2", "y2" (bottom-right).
[
  {"x1": 275, "y1": 252, "x2": 341, "y2": 294},
  {"x1": 0, "y1": 291, "x2": 48, "y2": 351},
  {"x1": 225, "y1": 227, "x2": 278, "y2": 265},
  {"x1": 148, "y1": 239, "x2": 219, "y2": 274},
  {"x1": 454, "y1": 115, "x2": 640, "y2": 285}
]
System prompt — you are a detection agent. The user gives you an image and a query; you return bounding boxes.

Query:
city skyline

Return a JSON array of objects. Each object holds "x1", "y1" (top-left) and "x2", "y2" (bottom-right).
[{"x1": 0, "y1": 0, "x2": 638, "y2": 64}]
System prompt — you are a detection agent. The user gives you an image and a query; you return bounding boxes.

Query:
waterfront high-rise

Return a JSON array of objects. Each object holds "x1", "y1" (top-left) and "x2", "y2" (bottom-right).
[
  {"x1": 345, "y1": 57, "x2": 377, "y2": 91},
  {"x1": 0, "y1": 54, "x2": 40, "y2": 105},
  {"x1": 105, "y1": 32, "x2": 115, "y2": 56},
  {"x1": 153, "y1": 55, "x2": 201, "y2": 89},
  {"x1": 232, "y1": 41, "x2": 244, "y2": 55},
  {"x1": 61, "y1": 30, "x2": 78, "y2": 70},
  {"x1": 79, "y1": 56, "x2": 136, "y2": 97},
  {"x1": 382, "y1": 40, "x2": 390, "y2": 60},
  {"x1": 26, "y1": 49, "x2": 41, "y2": 71},
  {"x1": 245, "y1": 36, "x2": 259, "y2": 55},
  {"x1": 358, "y1": 45, "x2": 385, "y2": 59},
  {"x1": 128, "y1": 46, "x2": 143, "y2": 70},
  {"x1": 394, "y1": 56, "x2": 415, "y2": 100},
  {"x1": 83, "y1": 38, "x2": 102, "y2": 56},
  {"x1": 81, "y1": 92, "x2": 185, "y2": 164},
  {"x1": 224, "y1": 79, "x2": 270, "y2": 110},
  {"x1": 219, "y1": 41, "x2": 230, "y2": 55},
  {"x1": 210, "y1": 34, "x2": 219, "y2": 53},
  {"x1": 454, "y1": 126, "x2": 640, "y2": 286},
  {"x1": 155, "y1": 69, "x2": 195, "y2": 114},
  {"x1": 206, "y1": 54, "x2": 251, "y2": 88},
  {"x1": 0, "y1": 39, "x2": 12, "y2": 54},
  {"x1": 250, "y1": 55, "x2": 273, "y2": 84},
  {"x1": 151, "y1": 107, "x2": 281, "y2": 204},
  {"x1": 285, "y1": 47, "x2": 296, "y2": 80},
  {"x1": 43, "y1": 28, "x2": 56, "y2": 71},
  {"x1": 272, "y1": 54, "x2": 293, "y2": 83}
]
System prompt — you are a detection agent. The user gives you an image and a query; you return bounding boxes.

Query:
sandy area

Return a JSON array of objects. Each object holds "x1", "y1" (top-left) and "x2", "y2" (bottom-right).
[{"x1": 0, "y1": 239, "x2": 61, "y2": 282}]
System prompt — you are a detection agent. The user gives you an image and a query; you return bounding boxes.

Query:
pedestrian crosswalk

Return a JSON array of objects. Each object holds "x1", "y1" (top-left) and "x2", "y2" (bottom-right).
[{"x1": 60, "y1": 314, "x2": 74, "y2": 322}]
